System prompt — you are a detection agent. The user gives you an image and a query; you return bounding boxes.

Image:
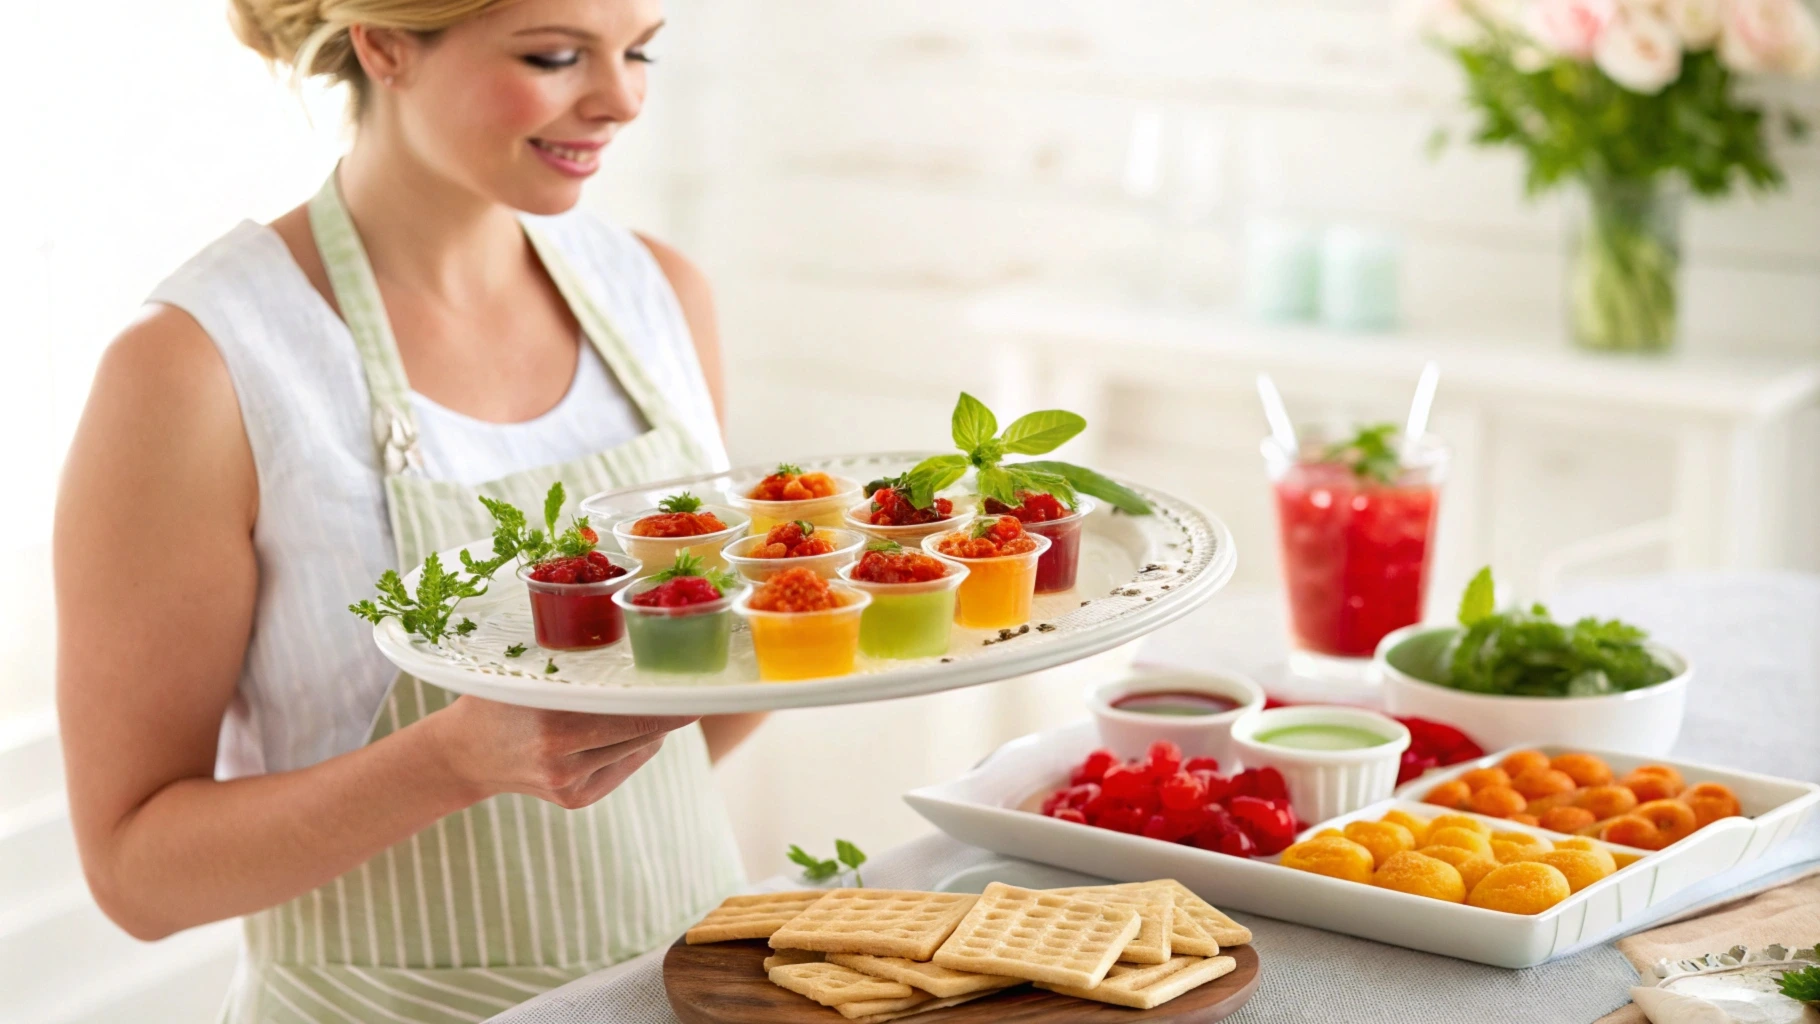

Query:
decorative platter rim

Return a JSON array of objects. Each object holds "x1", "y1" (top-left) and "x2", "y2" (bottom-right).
[{"x1": 371, "y1": 452, "x2": 1236, "y2": 714}]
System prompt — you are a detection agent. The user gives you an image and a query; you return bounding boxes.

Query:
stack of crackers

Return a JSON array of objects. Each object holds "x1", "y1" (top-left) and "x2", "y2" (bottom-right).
[{"x1": 683, "y1": 879, "x2": 1251, "y2": 1020}]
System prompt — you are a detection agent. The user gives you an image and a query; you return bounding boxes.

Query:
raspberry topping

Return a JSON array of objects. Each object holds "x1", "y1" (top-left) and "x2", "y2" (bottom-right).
[
  {"x1": 628, "y1": 576, "x2": 724, "y2": 608},
  {"x1": 748, "y1": 469, "x2": 839, "y2": 502},
  {"x1": 866, "y1": 487, "x2": 954, "y2": 526},
  {"x1": 528, "y1": 550, "x2": 626, "y2": 584},
  {"x1": 630, "y1": 510, "x2": 729, "y2": 538},
  {"x1": 935, "y1": 516, "x2": 1038, "y2": 559},
  {"x1": 982, "y1": 491, "x2": 1072, "y2": 523}
]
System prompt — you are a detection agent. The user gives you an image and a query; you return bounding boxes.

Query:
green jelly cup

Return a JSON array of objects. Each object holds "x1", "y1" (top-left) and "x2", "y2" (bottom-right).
[
  {"x1": 611, "y1": 579, "x2": 746, "y2": 675},
  {"x1": 836, "y1": 557, "x2": 969, "y2": 660}
]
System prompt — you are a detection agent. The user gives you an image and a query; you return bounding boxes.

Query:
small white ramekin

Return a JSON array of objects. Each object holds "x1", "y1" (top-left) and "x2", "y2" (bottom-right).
[
  {"x1": 1229, "y1": 705, "x2": 1411, "y2": 824},
  {"x1": 1085, "y1": 668, "x2": 1266, "y2": 767}
]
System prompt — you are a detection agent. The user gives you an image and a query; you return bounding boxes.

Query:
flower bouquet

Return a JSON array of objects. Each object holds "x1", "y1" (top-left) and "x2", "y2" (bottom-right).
[{"x1": 1405, "y1": 0, "x2": 1819, "y2": 351}]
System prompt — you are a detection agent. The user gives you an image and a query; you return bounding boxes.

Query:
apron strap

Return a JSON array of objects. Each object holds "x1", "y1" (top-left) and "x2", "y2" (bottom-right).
[{"x1": 308, "y1": 171, "x2": 425, "y2": 477}]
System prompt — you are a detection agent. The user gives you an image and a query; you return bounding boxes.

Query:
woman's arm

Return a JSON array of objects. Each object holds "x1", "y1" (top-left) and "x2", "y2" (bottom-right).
[
  {"x1": 639, "y1": 232, "x2": 767, "y2": 763},
  {"x1": 57, "y1": 307, "x2": 697, "y2": 940}
]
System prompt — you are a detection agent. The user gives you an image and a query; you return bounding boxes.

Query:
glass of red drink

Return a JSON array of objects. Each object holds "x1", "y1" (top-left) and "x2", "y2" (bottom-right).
[
  {"x1": 518, "y1": 551, "x2": 641, "y2": 651},
  {"x1": 1263, "y1": 429, "x2": 1447, "y2": 677}
]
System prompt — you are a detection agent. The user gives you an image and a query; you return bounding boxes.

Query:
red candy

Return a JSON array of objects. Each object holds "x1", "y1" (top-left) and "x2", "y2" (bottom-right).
[
  {"x1": 867, "y1": 487, "x2": 954, "y2": 526},
  {"x1": 1040, "y1": 744, "x2": 1297, "y2": 859},
  {"x1": 528, "y1": 550, "x2": 627, "y2": 585}
]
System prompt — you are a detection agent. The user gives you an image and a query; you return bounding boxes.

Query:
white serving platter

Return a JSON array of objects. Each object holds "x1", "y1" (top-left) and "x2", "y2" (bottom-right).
[
  {"x1": 370, "y1": 453, "x2": 1235, "y2": 715},
  {"x1": 904, "y1": 720, "x2": 1820, "y2": 968}
]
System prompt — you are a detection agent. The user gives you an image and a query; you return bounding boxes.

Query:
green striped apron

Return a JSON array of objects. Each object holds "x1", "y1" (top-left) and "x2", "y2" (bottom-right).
[{"x1": 219, "y1": 174, "x2": 746, "y2": 1023}]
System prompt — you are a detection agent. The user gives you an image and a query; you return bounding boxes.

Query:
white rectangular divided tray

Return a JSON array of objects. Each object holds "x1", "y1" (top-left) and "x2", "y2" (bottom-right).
[{"x1": 904, "y1": 720, "x2": 1819, "y2": 968}]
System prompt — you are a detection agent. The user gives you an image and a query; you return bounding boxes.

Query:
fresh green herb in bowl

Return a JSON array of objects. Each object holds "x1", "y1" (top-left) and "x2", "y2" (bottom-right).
[{"x1": 1438, "y1": 567, "x2": 1676, "y2": 698}]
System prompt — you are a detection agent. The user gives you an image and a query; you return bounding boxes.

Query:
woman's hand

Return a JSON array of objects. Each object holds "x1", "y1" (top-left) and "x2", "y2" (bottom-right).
[{"x1": 424, "y1": 697, "x2": 700, "y2": 810}]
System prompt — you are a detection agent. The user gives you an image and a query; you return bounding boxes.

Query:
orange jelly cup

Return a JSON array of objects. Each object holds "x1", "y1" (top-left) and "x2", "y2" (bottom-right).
[
  {"x1": 920, "y1": 530, "x2": 1052, "y2": 630},
  {"x1": 734, "y1": 585, "x2": 871, "y2": 682}
]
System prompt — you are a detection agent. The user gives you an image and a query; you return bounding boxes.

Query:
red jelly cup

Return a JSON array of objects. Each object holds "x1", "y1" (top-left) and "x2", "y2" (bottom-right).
[
  {"x1": 1021, "y1": 496, "x2": 1096, "y2": 594},
  {"x1": 517, "y1": 552, "x2": 641, "y2": 652}
]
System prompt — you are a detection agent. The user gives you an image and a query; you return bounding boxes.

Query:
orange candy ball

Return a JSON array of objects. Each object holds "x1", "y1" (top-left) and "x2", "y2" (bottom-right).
[
  {"x1": 1549, "y1": 753, "x2": 1614, "y2": 787},
  {"x1": 1512, "y1": 768, "x2": 1579, "y2": 801},
  {"x1": 1539, "y1": 806, "x2": 1598, "y2": 833},
  {"x1": 1683, "y1": 782, "x2": 1742, "y2": 827},
  {"x1": 1460, "y1": 767, "x2": 1513, "y2": 793},
  {"x1": 1499, "y1": 750, "x2": 1552, "y2": 778},
  {"x1": 1600, "y1": 814, "x2": 1662, "y2": 851},
  {"x1": 1426, "y1": 826, "x2": 1495, "y2": 859},
  {"x1": 1575, "y1": 784, "x2": 1640, "y2": 820},
  {"x1": 1468, "y1": 862, "x2": 1572, "y2": 914},
  {"x1": 1469, "y1": 785, "x2": 1529, "y2": 819},
  {"x1": 1509, "y1": 813, "x2": 1541, "y2": 827},
  {"x1": 1633, "y1": 799, "x2": 1697, "y2": 846},
  {"x1": 1424, "y1": 780, "x2": 1473, "y2": 810},
  {"x1": 1344, "y1": 820, "x2": 1417, "y2": 868},
  {"x1": 1420, "y1": 844, "x2": 1499, "y2": 893},
  {"x1": 1623, "y1": 765, "x2": 1686, "y2": 801},
  {"x1": 1282, "y1": 836, "x2": 1378, "y2": 884},
  {"x1": 1526, "y1": 849, "x2": 1612, "y2": 893}
]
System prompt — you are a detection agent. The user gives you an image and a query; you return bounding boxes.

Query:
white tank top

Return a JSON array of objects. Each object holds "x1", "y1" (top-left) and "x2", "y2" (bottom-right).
[{"x1": 146, "y1": 211, "x2": 728, "y2": 779}]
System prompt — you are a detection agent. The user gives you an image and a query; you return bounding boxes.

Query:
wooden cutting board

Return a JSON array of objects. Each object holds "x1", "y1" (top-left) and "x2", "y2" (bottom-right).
[{"x1": 663, "y1": 938, "x2": 1261, "y2": 1023}]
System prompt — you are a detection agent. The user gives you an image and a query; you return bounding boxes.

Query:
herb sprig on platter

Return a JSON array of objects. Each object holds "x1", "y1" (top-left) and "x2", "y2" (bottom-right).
[
  {"x1": 1439, "y1": 567, "x2": 1675, "y2": 697},
  {"x1": 1778, "y1": 952, "x2": 1820, "y2": 1007},
  {"x1": 905, "y1": 393, "x2": 1152, "y2": 515},
  {"x1": 787, "y1": 839, "x2": 868, "y2": 887},
  {"x1": 350, "y1": 482, "x2": 593, "y2": 645}
]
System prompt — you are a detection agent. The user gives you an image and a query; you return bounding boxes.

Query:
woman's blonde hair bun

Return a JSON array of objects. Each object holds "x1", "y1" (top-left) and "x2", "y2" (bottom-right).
[{"x1": 228, "y1": 0, "x2": 508, "y2": 97}]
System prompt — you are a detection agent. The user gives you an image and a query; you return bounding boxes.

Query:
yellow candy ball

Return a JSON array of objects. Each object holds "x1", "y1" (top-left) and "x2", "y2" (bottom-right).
[
  {"x1": 1468, "y1": 862, "x2": 1572, "y2": 915},
  {"x1": 1427, "y1": 813, "x2": 1493, "y2": 838},
  {"x1": 1344, "y1": 820, "x2": 1417, "y2": 868},
  {"x1": 1490, "y1": 833, "x2": 1553, "y2": 864},
  {"x1": 1425, "y1": 826, "x2": 1495, "y2": 859},
  {"x1": 1281, "y1": 836, "x2": 1376, "y2": 884},
  {"x1": 1527, "y1": 849, "x2": 1612, "y2": 893},
  {"x1": 1372, "y1": 851, "x2": 1467, "y2": 903},
  {"x1": 1417, "y1": 843, "x2": 1499, "y2": 893},
  {"x1": 1381, "y1": 809, "x2": 1432, "y2": 846},
  {"x1": 1547, "y1": 837, "x2": 1618, "y2": 875}
]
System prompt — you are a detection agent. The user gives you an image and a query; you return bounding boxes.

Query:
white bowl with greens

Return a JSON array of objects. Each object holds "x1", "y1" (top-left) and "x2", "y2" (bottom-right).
[{"x1": 1375, "y1": 569, "x2": 1690, "y2": 756}]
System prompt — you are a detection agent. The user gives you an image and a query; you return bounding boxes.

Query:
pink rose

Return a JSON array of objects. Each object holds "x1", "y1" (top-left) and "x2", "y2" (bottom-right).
[
  {"x1": 1596, "y1": 10, "x2": 1686, "y2": 91},
  {"x1": 1527, "y1": 0, "x2": 1621, "y2": 57},
  {"x1": 1717, "y1": 0, "x2": 1820, "y2": 75}
]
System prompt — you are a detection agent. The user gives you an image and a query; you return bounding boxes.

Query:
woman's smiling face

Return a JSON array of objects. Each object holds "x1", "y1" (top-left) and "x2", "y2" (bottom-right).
[{"x1": 367, "y1": 0, "x2": 664, "y2": 215}]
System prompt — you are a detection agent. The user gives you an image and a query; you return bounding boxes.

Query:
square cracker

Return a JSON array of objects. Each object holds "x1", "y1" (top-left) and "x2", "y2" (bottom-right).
[
  {"x1": 834, "y1": 992, "x2": 934, "y2": 1019},
  {"x1": 931, "y1": 882, "x2": 1140, "y2": 989},
  {"x1": 1112, "y1": 879, "x2": 1251, "y2": 949},
  {"x1": 1046, "y1": 882, "x2": 1175, "y2": 963},
  {"x1": 762, "y1": 949, "x2": 822, "y2": 972},
  {"x1": 1039, "y1": 954, "x2": 1238, "y2": 1009},
  {"x1": 849, "y1": 991, "x2": 997, "y2": 1024},
  {"x1": 767, "y1": 962, "x2": 913, "y2": 1008},
  {"x1": 685, "y1": 891, "x2": 825, "y2": 944},
  {"x1": 769, "y1": 889, "x2": 977, "y2": 960},
  {"x1": 826, "y1": 952, "x2": 1024, "y2": 998}
]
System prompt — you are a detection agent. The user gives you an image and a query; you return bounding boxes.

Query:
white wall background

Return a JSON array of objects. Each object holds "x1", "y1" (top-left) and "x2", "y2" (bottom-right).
[{"x1": 1, "y1": 1, "x2": 1816, "y2": 1021}]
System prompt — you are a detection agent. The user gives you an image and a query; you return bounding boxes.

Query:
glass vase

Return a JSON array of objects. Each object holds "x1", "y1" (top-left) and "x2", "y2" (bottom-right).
[{"x1": 1568, "y1": 178, "x2": 1681, "y2": 353}]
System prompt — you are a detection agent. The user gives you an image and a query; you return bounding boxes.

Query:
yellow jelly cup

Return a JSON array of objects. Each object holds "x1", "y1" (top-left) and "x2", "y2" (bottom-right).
[
  {"x1": 734, "y1": 585, "x2": 871, "y2": 682},
  {"x1": 607, "y1": 505, "x2": 749, "y2": 576},
  {"x1": 920, "y1": 529, "x2": 1052, "y2": 631},
  {"x1": 843, "y1": 495, "x2": 975, "y2": 550},
  {"x1": 722, "y1": 528, "x2": 865, "y2": 583},
  {"x1": 724, "y1": 474, "x2": 863, "y2": 533}
]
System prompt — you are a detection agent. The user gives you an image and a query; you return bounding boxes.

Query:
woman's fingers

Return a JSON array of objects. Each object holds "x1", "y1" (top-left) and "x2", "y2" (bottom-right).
[
  {"x1": 545, "y1": 711, "x2": 700, "y2": 755},
  {"x1": 551, "y1": 735, "x2": 668, "y2": 810}
]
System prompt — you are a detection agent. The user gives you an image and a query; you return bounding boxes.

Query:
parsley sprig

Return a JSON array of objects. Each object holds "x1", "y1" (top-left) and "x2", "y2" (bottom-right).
[
  {"x1": 787, "y1": 840, "x2": 868, "y2": 886},
  {"x1": 1440, "y1": 567, "x2": 1675, "y2": 697},
  {"x1": 772, "y1": 462, "x2": 804, "y2": 477},
  {"x1": 1321, "y1": 423, "x2": 1403, "y2": 485},
  {"x1": 656, "y1": 491, "x2": 704, "y2": 515},
  {"x1": 904, "y1": 393, "x2": 1152, "y2": 514},
  {"x1": 647, "y1": 552, "x2": 740, "y2": 595},
  {"x1": 1777, "y1": 951, "x2": 1820, "y2": 1006},
  {"x1": 865, "y1": 539, "x2": 902, "y2": 554},
  {"x1": 350, "y1": 482, "x2": 595, "y2": 645}
]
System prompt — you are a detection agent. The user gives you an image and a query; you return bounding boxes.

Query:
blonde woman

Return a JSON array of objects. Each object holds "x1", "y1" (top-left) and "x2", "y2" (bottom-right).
[{"x1": 53, "y1": 0, "x2": 761, "y2": 1019}]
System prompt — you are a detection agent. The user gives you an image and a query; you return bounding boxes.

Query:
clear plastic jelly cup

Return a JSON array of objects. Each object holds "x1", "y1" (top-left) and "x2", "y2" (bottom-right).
[
  {"x1": 517, "y1": 552, "x2": 642, "y2": 651},
  {"x1": 608, "y1": 505, "x2": 750, "y2": 576},
  {"x1": 836, "y1": 556, "x2": 969, "y2": 660},
  {"x1": 1014, "y1": 495, "x2": 1096, "y2": 594},
  {"x1": 722, "y1": 528, "x2": 865, "y2": 583},
  {"x1": 920, "y1": 530, "x2": 1052, "y2": 631},
  {"x1": 724, "y1": 474, "x2": 864, "y2": 534},
  {"x1": 734, "y1": 585, "x2": 872, "y2": 682},
  {"x1": 843, "y1": 495, "x2": 976, "y2": 551},
  {"x1": 611, "y1": 577, "x2": 745, "y2": 675}
]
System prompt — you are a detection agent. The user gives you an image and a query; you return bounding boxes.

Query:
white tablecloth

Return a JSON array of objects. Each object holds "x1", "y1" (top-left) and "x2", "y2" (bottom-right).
[{"x1": 492, "y1": 571, "x2": 1820, "y2": 1024}]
